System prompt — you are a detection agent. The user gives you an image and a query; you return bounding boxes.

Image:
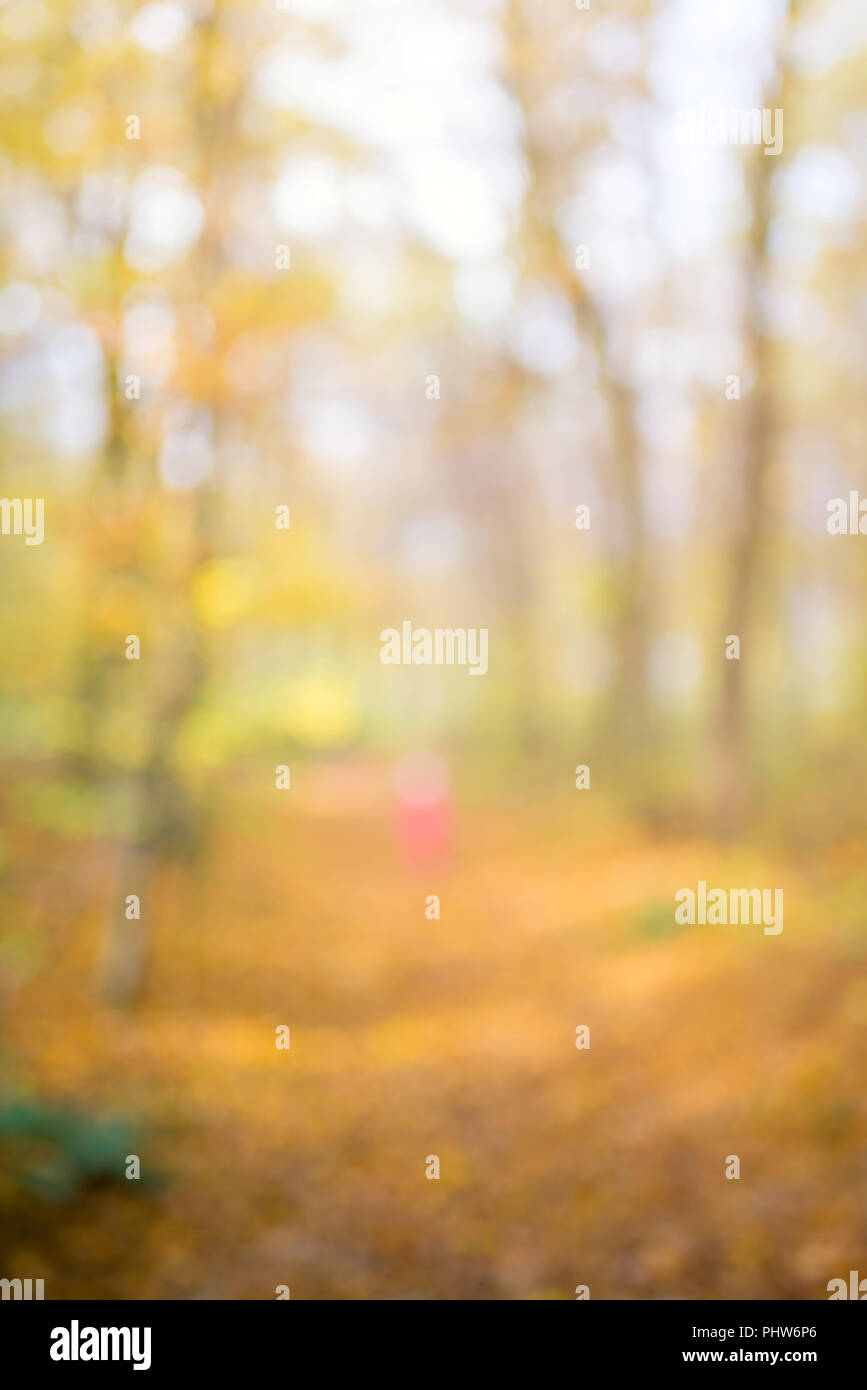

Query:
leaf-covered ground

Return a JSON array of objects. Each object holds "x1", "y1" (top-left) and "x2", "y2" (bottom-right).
[{"x1": 3, "y1": 797, "x2": 866, "y2": 1300}]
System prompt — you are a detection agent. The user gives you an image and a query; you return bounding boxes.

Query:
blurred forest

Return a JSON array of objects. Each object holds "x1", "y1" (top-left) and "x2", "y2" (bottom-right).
[{"x1": 1, "y1": 0, "x2": 866, "y2": 1299}]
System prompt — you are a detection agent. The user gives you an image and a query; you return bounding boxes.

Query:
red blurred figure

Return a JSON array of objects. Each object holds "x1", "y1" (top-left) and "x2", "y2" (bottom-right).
[{"x1": 392, "y1": 752, "x2": 454, "y2": 871}]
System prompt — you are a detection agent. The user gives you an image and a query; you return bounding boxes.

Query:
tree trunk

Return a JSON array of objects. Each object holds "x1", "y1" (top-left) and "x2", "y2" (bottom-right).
[{"x1": 709, "y1": 2, "x2": 798, "y2": 834}]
